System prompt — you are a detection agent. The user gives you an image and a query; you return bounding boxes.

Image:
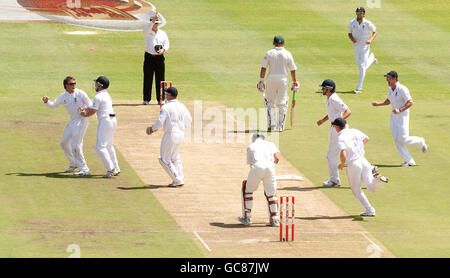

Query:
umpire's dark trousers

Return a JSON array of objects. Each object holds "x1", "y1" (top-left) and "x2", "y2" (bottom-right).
[{"x1": 143, "y1": 52, "x2": 165, "y2": 103}]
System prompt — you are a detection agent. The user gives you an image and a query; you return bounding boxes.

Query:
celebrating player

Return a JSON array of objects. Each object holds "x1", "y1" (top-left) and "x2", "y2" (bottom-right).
[
  {"x1": 348, "y1": 7, "x2": 377, "y2": 94},
  {"x1": 371, "y1": 71, "x2": 428, "y2": 166},
  {"x1": 333, "y1": 117, "x2": 388, "y2": 217},
  {"x1": 79, "y1": 76, "x2": 121, "y2": 178},
  {"x1": 146, "y1": 87, "x2": 192, "y2": 187},
  {"x1": 316, "y1": 79, "x2": 352, "y2": 187},
  {"x1": 257, "y1": 35, "x2": 298, "y2": 132},
  {"x1": 42, "y1": 76, "x2": 92, "y2": 176}
]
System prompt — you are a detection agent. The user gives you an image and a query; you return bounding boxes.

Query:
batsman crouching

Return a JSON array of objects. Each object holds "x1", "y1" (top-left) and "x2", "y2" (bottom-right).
[
  {"x1": 239, "y1": 131, "x2": 281, "y2": 227},
  {"x1": 146, "y1": 87, "x2": 192, "y2": 187}
]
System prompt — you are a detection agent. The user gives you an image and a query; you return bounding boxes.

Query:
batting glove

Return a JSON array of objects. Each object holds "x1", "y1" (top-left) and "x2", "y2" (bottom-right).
[
  {"x1": 257, "y1": 78, "x2": 265, "y2": 92},
  {"x1": 291, "y1": 81, "x2": 300, "y2": 92}
]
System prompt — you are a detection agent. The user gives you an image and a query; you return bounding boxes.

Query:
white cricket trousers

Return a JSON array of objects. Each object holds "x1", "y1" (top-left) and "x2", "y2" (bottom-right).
[
  {"x1": 346, "y1": 157, "x2": 382, "y2": 212},
  {"x1": 265, "y1": 78, "x2": 289, "y2": 129},
  {"x1": 242, "y1": 163, "x2": 278, "y2": 221},
  {"x1": 327, "y1": 126, "x2": 341, "y2": 183},
  {"x1": 353, "y1": 44, "x2": 375, "y2": 91},
  {"x1": 61, "y1": 118, "x2": 89, "y2": 171},
  {"x1": 390, "y1": 114, "x2": 425, "y2": 164},
  {"x1": 160, "y1": 131, "x2": 184, "y2": 182},
  {"x1": 95, "y1": 117, "x2": 120, "y2": 172}
]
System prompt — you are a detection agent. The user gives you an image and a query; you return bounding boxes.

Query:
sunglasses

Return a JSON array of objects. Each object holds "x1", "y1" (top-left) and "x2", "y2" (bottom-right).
[{"x1": 68, "y1": 82, "x2": 76, "y2": 86}]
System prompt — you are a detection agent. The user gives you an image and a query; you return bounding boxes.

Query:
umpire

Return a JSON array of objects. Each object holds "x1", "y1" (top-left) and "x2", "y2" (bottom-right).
[{"x1": 143, "y1": 12, "x2": 170, "y2": 105}]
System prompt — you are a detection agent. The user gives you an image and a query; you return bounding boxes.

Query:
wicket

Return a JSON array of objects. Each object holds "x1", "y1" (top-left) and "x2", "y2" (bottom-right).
[
  {"x1": 159, "y1": 81, "x2": 173, "y2": 108},
  {"x1": 279, "y1": 195, "x2": 295, "y2": 242}
]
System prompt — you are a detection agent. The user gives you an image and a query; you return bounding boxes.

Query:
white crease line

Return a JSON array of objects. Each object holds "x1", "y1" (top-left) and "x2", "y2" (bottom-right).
[
  {"x1": 360, "y1": 232, "x2": 383, "y2": 253},
  {"x1": 194, "y1": 231, "x2": 212, "y2": 252}
]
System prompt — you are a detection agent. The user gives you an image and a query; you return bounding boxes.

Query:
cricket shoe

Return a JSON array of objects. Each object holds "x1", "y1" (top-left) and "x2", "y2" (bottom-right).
[
  {"x1": 142, "y1": 100, "x2": 149, "y2": 105},
  {"x1": 102, "y1": 170, "x2": 115, "y2": 178},
  {"x1": 237, "y1": 216, "x2": 252, "y2": 226},
  {"x1": 266, "y1": 220, "x2": 280, "y2": 227},
  {"x1": 372, "y1": 165, "x2": 379, "y2": 175},
  {"x1": 322, "y1": 180, "x2": 341, "y2": 187},
  {"x1": 401, "y1": 162, "x2": 416, "y2": 167},
  {"x1": 360, "y1": 209, "x2": 376, "y2": 217},
  {"x1": 354, "y1": 89, "x2": 362, "y2": 94},
  {"x1": 113, "y1": 169, "x2": 121, "y2": 176},
  {"x1": 374, "y1": 173, "x2": 388, "y2": 183},
  {"x1": 74, "y1": 170, "x2": 90, "y2": 176},
  {"x1": 168, "y1": 182, "x2": 184, "y2": 187},
  {"x1": 421, "y1": 140, "x2": 428, "y2": 153},
  {"x1": 65, "y1": 166, "x2": 77, "y2": 173}
]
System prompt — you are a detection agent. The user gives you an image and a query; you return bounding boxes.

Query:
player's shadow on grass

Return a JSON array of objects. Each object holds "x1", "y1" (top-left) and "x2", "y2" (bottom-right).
[
  {"x1": 5, "y1": 172, "x2": 103, "y2": 179},
  {"x1": 373, "y1": 164, "x2": 403, "y2": 168},
  {"x1": 117, "y1": 184, "x2": 170, "y2": 190},
  {"x1": 210, "y1": 222, "x2": 269, "y2": 229},
  {"x1": 298, "y1": 215, "x2": 364, "y2": 221},
  {"x1": 279, "y1": 186, "x2": 350, "y2": 191},
  {"x1": 315, "y1": 90, "x2": 355, "y2": 94},
  {"x1": 113, "y1": 103, "x2": 155, "y2": 107},
  {"x1": 228, "y1": 129, "x2": 259, "y2": 134}
]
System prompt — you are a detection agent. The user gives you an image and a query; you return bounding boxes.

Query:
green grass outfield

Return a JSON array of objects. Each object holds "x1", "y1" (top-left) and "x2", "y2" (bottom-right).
[{"x1": 0, "y1": 0, "x2": 449, "y2": 257}]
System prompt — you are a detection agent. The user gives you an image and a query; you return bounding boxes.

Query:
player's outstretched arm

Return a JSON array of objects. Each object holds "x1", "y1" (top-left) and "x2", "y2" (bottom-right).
[{"x1": 371, "y1": 98, "x2": 390, "y2": 107}]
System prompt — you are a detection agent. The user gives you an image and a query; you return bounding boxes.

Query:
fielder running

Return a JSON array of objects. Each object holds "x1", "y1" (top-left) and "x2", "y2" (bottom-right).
[
  {"x1": 42, "y1": 76, "x2": 92, "y2": 176},
  {"x1": 146, "y1": 87, "x2": 192, "y2": 187},
  {"x1": 79, "y1": 76, "x2": 120, "y2": 178},
  {"x1": 348, "y1": 7, "x2": 377, "y2": 94},
  {"x1": 239, "y1": 131, "x2": 281, "y2": 227},
  {"x1": 257, "y1": 35, "x2": 299, "y2": 132},
  {"x1": 371, "y1": 71, "x2": 428, "y2": 166},
  {"x1": 316, "y1": 79, "x2": 352, "y2": 187},
  {"x1": 333, "y1": 117, "x2": 388, "y2": 217}
]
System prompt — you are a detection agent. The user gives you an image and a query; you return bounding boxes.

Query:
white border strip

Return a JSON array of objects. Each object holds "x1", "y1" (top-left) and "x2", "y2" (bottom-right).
[
  {"x1": 360, "y1": 232, "x2": 383, "y2": 253},
  {"x1": 194, "y1": 231, "x2": 212, "y2": 252}
]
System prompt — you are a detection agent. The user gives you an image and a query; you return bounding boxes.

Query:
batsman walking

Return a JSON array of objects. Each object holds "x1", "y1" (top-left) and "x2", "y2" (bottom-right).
[{"x1": 257, "y1": 35, "x2": 299, "y2": 132}]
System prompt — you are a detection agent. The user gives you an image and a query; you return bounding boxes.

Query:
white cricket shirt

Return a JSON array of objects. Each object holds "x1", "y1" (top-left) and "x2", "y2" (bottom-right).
[
  {"x1": 144, "y1": 23, "x2": 170, "y2": 55},
  {"x1": 337, "y1": 128, "x2": 368, "y2": 163},
  {"x1": 387, "y1": 82, "x2": 412, "y2": 117},
  {"x1": 90, "y1": 89, "x2": 115, "y2": 121},
  {"x1": 327, "y1": 93, "x2": 349, "y2": 122},
  {"x1": 348, "y1": 18, "x2": 376, "y2": 45},
  {"x1": 152, "y1": 99, "x2": 192, "y2": 133},
  {"x1": 247, "y1": 138, "x2": 280, "y2": 167},
  {"x1": 261, "y1": 47, "x2": 297, "y2": 81},
  {"x1": 45, "y1": 88, "x2": 92, "y2": 121}
]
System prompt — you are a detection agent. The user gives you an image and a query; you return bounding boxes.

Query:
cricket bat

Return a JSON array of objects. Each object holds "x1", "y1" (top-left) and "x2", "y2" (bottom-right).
[{"x1": 290, "y1": 90, "x2": 296, "y2": 127}]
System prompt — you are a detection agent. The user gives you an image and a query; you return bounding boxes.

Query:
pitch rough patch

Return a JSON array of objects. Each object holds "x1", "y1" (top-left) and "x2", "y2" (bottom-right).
[{"x1": 113, "y1": 100, "x2": 394, "y2": 258}]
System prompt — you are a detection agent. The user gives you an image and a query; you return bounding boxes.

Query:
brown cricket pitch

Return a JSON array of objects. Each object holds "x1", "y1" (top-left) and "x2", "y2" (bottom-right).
[{"x1": 113, "y1": 100, "x2": 394, "y2": 258}]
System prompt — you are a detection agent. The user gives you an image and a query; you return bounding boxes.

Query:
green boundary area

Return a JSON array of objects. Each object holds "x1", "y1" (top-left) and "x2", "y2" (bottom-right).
[{"x1": 0, "y1": 0, "x2": 449, "y2": 257}]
